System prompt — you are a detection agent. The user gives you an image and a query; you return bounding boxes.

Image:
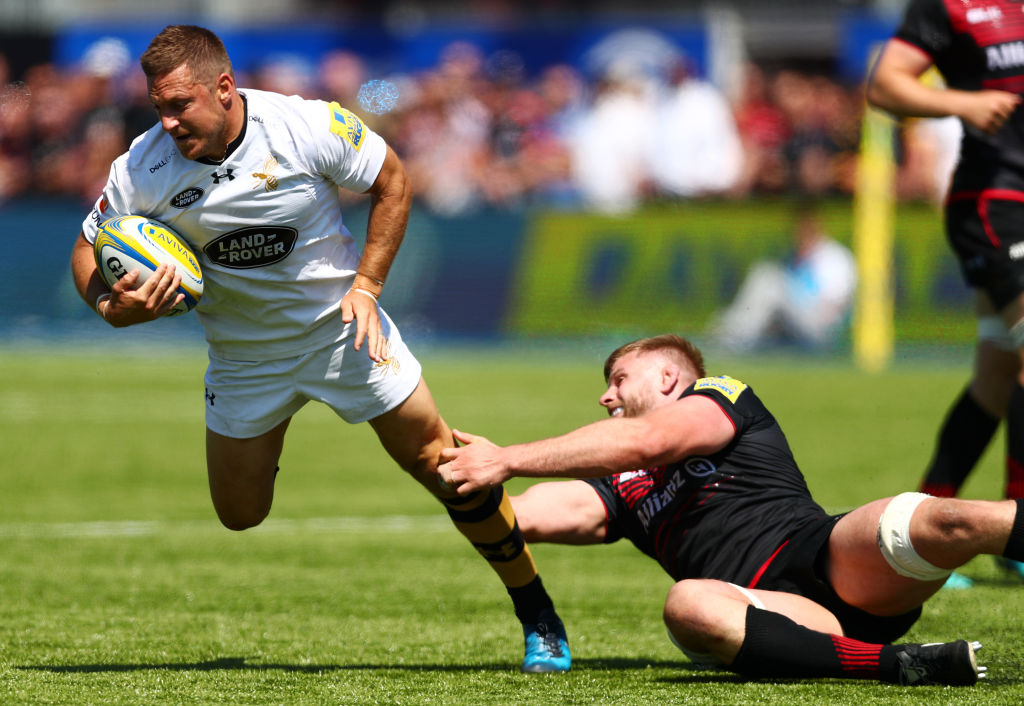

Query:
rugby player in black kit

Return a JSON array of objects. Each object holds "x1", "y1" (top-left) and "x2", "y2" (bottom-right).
[
  {"x1": 868, "y1": 0, "x2": 1024, "y2": 582},
  {"x1": 439, "y1": 335, "x2": 1024, "y2": 686}
]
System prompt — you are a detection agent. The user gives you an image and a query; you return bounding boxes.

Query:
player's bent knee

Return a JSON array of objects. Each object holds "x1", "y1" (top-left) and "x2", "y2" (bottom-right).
[
  {"x1": 210, "y1": 492, "x2": 272, "y2": 531},
  {"x1": 877, "y1": 492, "x2": 951, "y2": 581},
  {"x1": 665, "y1": 627, "x2": 723, "y2": 670},
  {"x1": 214, "y1": 507, "x2": 269, "y2": 531},
  {"x1": 664, "y1": 583, "x2": 710, "y2": 650},
  {"x1": 208, "y1": 479, "x2": 275, "y2": 530},
  {"x1": 664, "y1": 580, "x2": 754, "y2": 669},
  {"x1": 664, "y1": 581, "x2": 718, "y2": 634},
  {"x1": 664, "y1": 580, "x2": 702, "y2": 617}
]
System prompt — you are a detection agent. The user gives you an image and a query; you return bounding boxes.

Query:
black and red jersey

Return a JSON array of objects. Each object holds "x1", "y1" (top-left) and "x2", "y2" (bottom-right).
[
  {"x1": 895, "y1": 0, "x2": 1024, "y2": 188},
  {"x1": 586, "y1": 376, "x2": 827, "y2": 587}
]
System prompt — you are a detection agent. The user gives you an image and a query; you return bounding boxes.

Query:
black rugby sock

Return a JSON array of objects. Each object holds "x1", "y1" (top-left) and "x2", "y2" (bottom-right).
[
  {"x1": 920, "y1": 386, "x2": 999, "y2": 498},
  {"x1": 1002, "y1": 499, "x2": 1024, "y2": 562},
  {"x1": 1005, "y1": 384, "x2": 1024, "y2": 499},
  {"x1": 506, "y1": 576, "x2": 556, "y2": 624},
  {"x1": 731, "y1": 606, "x2": 884, "y2": 681}
]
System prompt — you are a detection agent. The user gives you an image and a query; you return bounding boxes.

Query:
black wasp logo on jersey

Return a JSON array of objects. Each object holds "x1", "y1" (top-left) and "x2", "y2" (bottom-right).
[{"x1": 210, "y1": 168, "x2": 235, "y2": 184}]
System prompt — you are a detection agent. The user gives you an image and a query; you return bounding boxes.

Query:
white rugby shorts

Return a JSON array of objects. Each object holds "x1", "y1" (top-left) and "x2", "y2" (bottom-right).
[{"x1": 204, "y1": 309, "x2": 422, "y2": 438}]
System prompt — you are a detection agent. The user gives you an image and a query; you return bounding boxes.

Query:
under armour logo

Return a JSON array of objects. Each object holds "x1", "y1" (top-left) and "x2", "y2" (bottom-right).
[
  {"x1": 205, "y1": 388, "x2": 216, "y2": 406},
  {"x1": 211, "y1": 169, "x2": 235, "y2": 184}
]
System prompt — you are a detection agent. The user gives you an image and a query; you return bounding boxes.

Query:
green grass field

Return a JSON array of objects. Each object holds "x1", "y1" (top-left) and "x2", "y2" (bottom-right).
[{"x1": 2, "y1": 344, "x2": 1023, "y2": 705}]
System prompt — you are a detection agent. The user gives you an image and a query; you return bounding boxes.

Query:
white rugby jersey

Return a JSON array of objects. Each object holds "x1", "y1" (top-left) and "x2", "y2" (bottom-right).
[{"x1": 82, "y1": 88, "x2": 388, "y2": 361}]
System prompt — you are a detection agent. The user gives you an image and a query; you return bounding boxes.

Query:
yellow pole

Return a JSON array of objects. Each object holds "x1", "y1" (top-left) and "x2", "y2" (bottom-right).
[{"x1": 852, "y1": 98, "x2": 897, "y2": 372}]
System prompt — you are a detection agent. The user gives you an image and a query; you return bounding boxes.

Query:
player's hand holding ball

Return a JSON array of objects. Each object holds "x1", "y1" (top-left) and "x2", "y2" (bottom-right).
[
  {"x1": 100, "y1": 263, "x2": 185, "y2": 325},
  {"x1": 93, "y1": 215, "x2": 204, "y2": 325}
]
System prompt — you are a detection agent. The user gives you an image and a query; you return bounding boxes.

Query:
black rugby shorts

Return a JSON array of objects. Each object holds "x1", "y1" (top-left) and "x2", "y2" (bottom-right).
[
  {"x1": 753, "y1": 514, "x2": 922, "y2": 644},
  {"x1": 946, "y1": 189, "x2": 1024, "y2": 310}
]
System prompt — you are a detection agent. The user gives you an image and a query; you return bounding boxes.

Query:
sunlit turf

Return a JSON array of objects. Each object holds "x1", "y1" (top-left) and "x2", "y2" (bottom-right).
[{"x1": 1, "y1": 344, "x2": 1022, "y2": 704}]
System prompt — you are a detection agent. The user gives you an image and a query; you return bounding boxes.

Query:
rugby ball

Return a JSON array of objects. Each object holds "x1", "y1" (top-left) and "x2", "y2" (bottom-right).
[{"x1": 94, "y1": 215, "x2": 204, "y2": 316}]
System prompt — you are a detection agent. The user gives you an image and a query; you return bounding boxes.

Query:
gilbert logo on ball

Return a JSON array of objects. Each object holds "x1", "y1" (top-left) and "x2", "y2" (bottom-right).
[{"x1": 94, "y1": 215, "x2": 204, "y2": 316}]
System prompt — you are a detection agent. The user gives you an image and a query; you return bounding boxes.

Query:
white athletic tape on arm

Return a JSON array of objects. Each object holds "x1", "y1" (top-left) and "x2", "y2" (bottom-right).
[
  {"x1": 1010, "y1": 318, "x2": 1024, "y2": 350},
  {"x1": 978, "y1": 315, "x2": 1015, "y2": 351},
  {"x1": 876, "y1": 491, "x2": 951, "y2": 581}
]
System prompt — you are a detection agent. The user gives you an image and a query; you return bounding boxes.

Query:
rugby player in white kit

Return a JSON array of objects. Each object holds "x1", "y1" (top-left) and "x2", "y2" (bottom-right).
[{"x1": 69, "y1": 24, "x2": 570, "y2": 673}]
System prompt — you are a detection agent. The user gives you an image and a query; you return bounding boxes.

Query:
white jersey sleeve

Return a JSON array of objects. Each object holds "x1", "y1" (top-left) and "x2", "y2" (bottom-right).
[
  {"x1": 316, "y1": 101, "x2": 388, "y2": 192},
  {"x1": 81, "y1": 89, "x2": 389, "y2": 361}
]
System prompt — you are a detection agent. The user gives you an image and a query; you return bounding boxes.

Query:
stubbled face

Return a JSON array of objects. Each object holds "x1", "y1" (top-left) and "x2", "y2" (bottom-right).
[
  {"x1": 599, "y1": 350, "x2": 670, "y2": 418},
  {"x1": 148, "y1": 64, "x2": 229, "y2": 161}
]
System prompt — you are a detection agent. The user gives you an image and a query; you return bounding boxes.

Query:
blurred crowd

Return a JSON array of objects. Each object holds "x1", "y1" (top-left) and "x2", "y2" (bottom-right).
[{"x1": 0, "y1": 36, "x2": 960, "y2": 215}]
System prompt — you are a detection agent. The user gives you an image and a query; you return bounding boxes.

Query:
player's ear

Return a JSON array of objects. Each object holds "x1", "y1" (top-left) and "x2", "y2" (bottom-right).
[
  {"x1": 215, "y1": 72, "x2": 234, "y2": 104},
  {"x1": 660, "y1": 363, "x2": 680, "y2": 394}
]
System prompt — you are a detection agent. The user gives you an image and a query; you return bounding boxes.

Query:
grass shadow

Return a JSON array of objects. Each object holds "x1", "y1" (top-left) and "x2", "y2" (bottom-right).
[{"x1": 19, "y1": 656, "x2": 697, "y2": 674}]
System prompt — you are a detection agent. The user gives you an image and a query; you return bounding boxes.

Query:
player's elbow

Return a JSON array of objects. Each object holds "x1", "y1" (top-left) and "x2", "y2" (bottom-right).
[
  {"x1": 865, "y1": 59, "x2": 907, "y2": 106},
  {"x1": 864, "y1": 79, "x2": 884, "y2": 108},
  {"x1": 864, "y1": 72, "x2": 910, "y2": 115},
  {"x1": 865, "y1": 79, "x2": 899, "y2": 113}
]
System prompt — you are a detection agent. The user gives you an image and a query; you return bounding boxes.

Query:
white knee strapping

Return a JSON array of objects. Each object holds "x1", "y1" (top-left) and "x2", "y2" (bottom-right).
[
  {"x1": 876, "y1": 492, "x2": 951, "y2": 581},
  {"x1": 978, "y1": 315, "x2": 1015, "y2": 351},
  {"x1": 667, "y1": 583, "x2": 765, "y2": 669}
]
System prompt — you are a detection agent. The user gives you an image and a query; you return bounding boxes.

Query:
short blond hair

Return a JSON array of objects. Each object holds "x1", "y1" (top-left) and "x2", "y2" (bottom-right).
[{"x1": 603, "y1": 334, "x2": 706, "y2": 382}]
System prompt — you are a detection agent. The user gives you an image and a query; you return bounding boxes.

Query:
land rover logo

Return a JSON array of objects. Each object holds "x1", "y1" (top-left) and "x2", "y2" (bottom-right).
[
  {"x1": 170, "y1": 187, "x2": 205, "y2": 208},
  {"x1": 203, "y1": 226, "x2": 297, "y2": 269}
]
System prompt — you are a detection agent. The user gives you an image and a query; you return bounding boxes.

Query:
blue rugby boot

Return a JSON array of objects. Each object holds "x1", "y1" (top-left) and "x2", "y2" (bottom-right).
[{"x1": 521, "y1": 609, "x2": 571, "y2": 673}]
